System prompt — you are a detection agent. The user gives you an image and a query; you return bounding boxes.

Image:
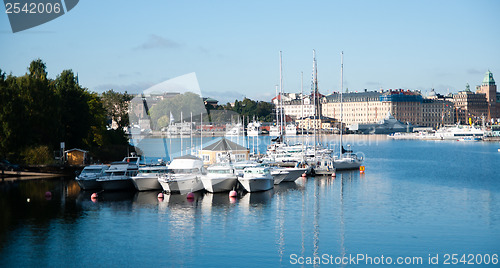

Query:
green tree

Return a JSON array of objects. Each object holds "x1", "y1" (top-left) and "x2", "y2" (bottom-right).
[
  {"x1": 55, "y1": 69, "x2": 92, "y2": 149},
  {"x1": 101, "y1": 90, "x2": 133, "y2": 129}
]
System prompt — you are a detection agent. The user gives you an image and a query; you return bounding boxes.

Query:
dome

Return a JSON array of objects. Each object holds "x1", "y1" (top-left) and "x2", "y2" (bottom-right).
[
  {"x1": 428, "y1": 88, "x2": 437, "y2": 97},
  {"x1": 482, "y1": 70, "x2": 495, "y2": 85}
]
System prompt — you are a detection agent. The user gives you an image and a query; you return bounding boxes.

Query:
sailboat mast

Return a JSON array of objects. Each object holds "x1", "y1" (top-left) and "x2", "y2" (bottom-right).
[
  {"x1": 275, "y1": 85, "x2": 279, "y2": 131},
  {"x1": 279, "y1": 51, "x2": 284, "y2": 139},
  {"x1": 340, "y1": 51, "x2": 344, "y2": 156},
  {"x1": 312, "y1": 49, "x2": 317, "y2": 155},
  {"x1": 301, "y1": 71, "x2": 304, "y2": 137},
  {"x1": 200, "y1": 112, "x2": 203, "y2": 157}
]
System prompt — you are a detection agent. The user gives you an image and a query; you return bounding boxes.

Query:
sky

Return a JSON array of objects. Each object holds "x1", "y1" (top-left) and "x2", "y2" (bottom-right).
[{"x1": 1, "y1": 0, "x2": 499, "y2": 103}]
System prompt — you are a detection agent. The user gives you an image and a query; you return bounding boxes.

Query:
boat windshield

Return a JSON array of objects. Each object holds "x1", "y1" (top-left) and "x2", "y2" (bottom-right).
[
  {"x1": 82, "y1": 169, "x2": 102, "y2": 174},
  {"x1": 209, "y1": 169, "x2": 232, "y2": 174},
  {"x1": 172, "y1": 168, "x2": 199, "y2": 174},
  {"x1": 139, "y1": 169, "x2": 167, "y2": 174}
]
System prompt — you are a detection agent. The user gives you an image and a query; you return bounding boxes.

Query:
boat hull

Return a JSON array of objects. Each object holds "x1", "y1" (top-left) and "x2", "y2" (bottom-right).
[
  {"x1": 333, "y1": 159, "x2": 362, "y2": 170},
  {"x1": 238, "y1": 177, "x2": 273, "y2": 192},
  {"x1": 281, "y1": 168, "x2": 307, "y2": 182},
  {"x1": 98, "y1": 176, "x2": 136, "y2": 191},
  {"x1": 159, "y1": 175, "x2": 204, "y2": 194},
  {"x1": 271, "y1": 170, "x2": 289, "y2": 185},
  {"x1": 132, "y1": 177, "x2": 162, "y2": 191},
  {"x1": 76, "y1": 178, "x2": 100, "y2": 191},
  {"x1": 200, "y1": 176, "x2": 238, "y2": 193}
]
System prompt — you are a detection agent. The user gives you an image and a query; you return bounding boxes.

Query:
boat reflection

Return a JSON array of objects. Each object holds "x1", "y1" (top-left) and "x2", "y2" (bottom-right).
[
  {"x1": 133, "y1": 191, "x2": 162, "y2": 207},
  {"x1": 239, "y1": 189, "x2": 274, "y2": 208},
  {"x1": 273, "y1": 181, "x2": 304, "y2": 194}
]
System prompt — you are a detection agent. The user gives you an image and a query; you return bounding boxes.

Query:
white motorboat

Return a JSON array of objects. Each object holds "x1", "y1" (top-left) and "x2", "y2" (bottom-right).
[
  {"x1": 97, "y1": 156, "x2": 140, "y2": 191},
  {"x1": 200, "y1": 163, "x2": 238, "y2": 193},
  {"x1": 281, "y1": 167, "x2": 307, "y2": 182},
  {"x1": 247, "y1": 121, "x2": 262, "y2": 137},
  {"x1": 225, "y1": 123, "x2": 243, "y2": 137},
  {"x1": 76, "y1": 165, "x2": 109, "y2": 190},
  {"x1": 269, "y1": 125, "x2": 281, "y2": 137},
  {"x1": 232, "y1": 160, "x2": 261, "y2": 177},
  {"x1": 285, "y1": 124, "x2": 297, "y2": 136},
  {"x1": 314, "y1": 156, "x2": 336, "y2": 175},
  {"x1": 270, "y1": 168, "x2": 289, "y2": 184},
  {"x1": 131, "y1": 165, "x2": 169, "y2": 191},
  {"x1": 422, "y1": 125, "x2": 485, "y2": 140},
  {"x1": 238, "y1": 166, "x2": 274, "y2": 192},
  {"x1": 158, "y1": 155, "x2": 205, "y2": 194}
]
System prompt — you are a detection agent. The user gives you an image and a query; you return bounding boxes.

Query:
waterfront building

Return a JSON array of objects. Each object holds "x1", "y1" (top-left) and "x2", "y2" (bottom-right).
[
  {"x1": 452, "y1": 84, "x2": 488, "y2": 124},
  {"x1": 476, "y1": 70, "x2": 498, "y2": 120},
  {"x1": 295, "y1": 115, "x2": 339, "y2": 130},
  {"x1": 273, "y1": 93, "x2": 321, "y2": 121},
  {"x1": 422, "y1": 98, "x2": 455, "y2": 128},
  {"x1": 321, "y1": 89, "x2": 454, "y2": 129},
  {"x1": 199, "y1": 138, "x2": 249, "y2": 165},
  {"x1": 322, "y1": 91, "x2": 389, "y2": 126}
]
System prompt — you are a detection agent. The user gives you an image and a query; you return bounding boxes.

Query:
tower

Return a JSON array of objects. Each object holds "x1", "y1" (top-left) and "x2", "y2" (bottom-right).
[{"x1": 478, "y1": 70, "x2": 497, "y2": 120}]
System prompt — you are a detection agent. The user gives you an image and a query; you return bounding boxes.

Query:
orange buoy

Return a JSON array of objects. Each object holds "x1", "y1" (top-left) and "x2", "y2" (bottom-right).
[
  {"x1": 301, "y1": 173, "x2": 307, "y2": 177},
  {"x1": 360, "y1": 165, "x2": 365, "y2": 174}
]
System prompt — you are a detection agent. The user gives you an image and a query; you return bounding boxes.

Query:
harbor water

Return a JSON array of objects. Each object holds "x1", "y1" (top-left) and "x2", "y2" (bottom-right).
[{"x1": 1, "y1": 136, "x2": 499, "y2": 267}]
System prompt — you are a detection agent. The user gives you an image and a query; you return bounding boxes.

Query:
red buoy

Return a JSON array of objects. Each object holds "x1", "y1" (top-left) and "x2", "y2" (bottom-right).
[
  {"x1": 45, "y1": 191, "x2": 52, "y2": 198},
  {"x1": 301, "y1": 173, "x2": 307, "y2": 177},
  {"x1": 157, "y1": 192, "x2": 164, "y2": 199},
  {"x1": 186, "y1": 192, "x2": 195, "y2": 199},
  {"x1": 229, "y1": 190, "x2": 237, "y2": 197},
  {"x1": 91, "y1": 193, "x2": 98, "y2": 199}
]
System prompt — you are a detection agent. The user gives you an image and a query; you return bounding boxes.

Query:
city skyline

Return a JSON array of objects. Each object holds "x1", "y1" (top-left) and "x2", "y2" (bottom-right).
[{"x1": 1, "y1": 0, "x2": 499, "y2": 104}]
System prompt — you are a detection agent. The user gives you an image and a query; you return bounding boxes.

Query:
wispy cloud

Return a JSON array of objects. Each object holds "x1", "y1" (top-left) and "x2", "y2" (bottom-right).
[
  {"x1": 94, "y1": 81, "x2": 155, "y2": 94},
  {"x1": 201, "y1": 90, "x2": 246, "y2": 104},
  {"x1": 134, "y1": 34, "x2": 183, "y2": 50},
  {"x1": 467, "y1": 68, "x2": 483, "y2": 75}
]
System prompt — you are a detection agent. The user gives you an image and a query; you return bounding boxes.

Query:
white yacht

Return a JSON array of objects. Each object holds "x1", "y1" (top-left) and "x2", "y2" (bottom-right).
[
  {"x1": 225, "y1": 123, "x2": 243, "y2": 137},
  {"x1": 76, "y1": 165, "x2": 109, "y2": 190},
  {"x1": 200, "y1": 163, "x2": 238, "y2": 193},
  {"x1": 269, "y1": 125, "x2": 281, "y2": 137},
  {"x1": 281, "y1": 167, "x2": 307, "y2": 182},
  {"x1": 131, "y1": 165, "x2": 170, "y2": 191},
  {"x1": 333, "y1": 52, "x2": 364, "y2": 171},
  {"x1": 270, "y1": 168, "x2": 289, "y2": 184},
  {"x1": 314, "y1": 156, "x2": 336, "y2": 175},
  {"x1": 238, "y1": 166, "x2": 274, "y2": 192},
  {"x1": 421, "y1": 125, "x2": 485, "y2": 140},
  {"x1": 285, "y1": 124, "x2": 297, "y2": 136},
  {"x1": 333, "y1": 150, "x2": 363, "y2": 170},
  {"x1": 158, "y1": 155, "x2": 205, "y2": 194},
  {"x1": 97, "y1": 157, "x2": 140, "y2": 191},
  {"x1": 233, "y1": 160, "x2": 261, "y2": 177},
  {"x1": 247, "y1": 121, "x2": 262, "y2": 137}
]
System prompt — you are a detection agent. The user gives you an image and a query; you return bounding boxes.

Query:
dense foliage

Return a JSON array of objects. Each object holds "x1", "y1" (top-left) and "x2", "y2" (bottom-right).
[{"x1": 0, "y1": 59, "x2": 131, "y2": 164}]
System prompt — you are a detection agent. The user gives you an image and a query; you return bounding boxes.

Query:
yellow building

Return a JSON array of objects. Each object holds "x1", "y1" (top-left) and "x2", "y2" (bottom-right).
[
  {"x1": 199, "y1": 138, "x2": 249, "y2": 166},
  {"x1": 65, "y1": 149, "x2": 88, "y2": 166},
  {"x1": 296, "y1": 116, "x2": 339, "y2": 130}
]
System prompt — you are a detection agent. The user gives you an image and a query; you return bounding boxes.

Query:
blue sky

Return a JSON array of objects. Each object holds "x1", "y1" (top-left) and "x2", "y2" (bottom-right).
[{"x1": 1, "y1": 0, "x2": 499, "y2": 103}]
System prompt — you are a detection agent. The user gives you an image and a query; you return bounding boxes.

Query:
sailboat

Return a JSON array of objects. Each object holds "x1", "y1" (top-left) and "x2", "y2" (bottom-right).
[{"x1": 333, "y1": 52, "x2": 363, "y2": 170}]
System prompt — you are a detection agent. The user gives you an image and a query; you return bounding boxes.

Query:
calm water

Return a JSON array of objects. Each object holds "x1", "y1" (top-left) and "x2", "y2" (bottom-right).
[{"x1": 1, "y1": 136, "x2": 499, "y2": 267}]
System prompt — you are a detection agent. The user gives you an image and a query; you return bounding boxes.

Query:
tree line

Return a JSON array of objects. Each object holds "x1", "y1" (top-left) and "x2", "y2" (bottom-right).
[{"x1": 0, "y1": 59, "x2": 132, "y2": 164}]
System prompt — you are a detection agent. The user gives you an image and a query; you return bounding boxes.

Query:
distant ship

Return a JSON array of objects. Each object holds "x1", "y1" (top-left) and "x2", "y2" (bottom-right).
[{"x1": 348, "y1": 112, "x2": 412, "y2": 134}]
